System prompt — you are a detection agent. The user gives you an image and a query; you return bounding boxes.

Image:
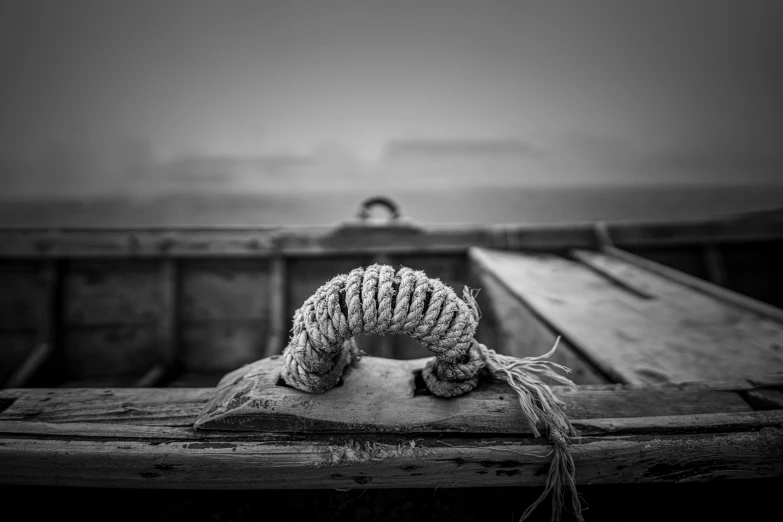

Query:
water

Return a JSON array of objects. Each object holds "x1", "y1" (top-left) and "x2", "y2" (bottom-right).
[{"x1": 0, "y1": 184, "x2": 781, "y2": 227}]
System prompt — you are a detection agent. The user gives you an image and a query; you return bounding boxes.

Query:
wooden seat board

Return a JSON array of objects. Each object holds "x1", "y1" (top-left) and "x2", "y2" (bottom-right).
[{"x1": 469, "y1": 248, "x2": 783, "y2": 385}]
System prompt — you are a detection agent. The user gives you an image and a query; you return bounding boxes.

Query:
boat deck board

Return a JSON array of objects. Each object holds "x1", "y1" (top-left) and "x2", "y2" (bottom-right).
[
  {"x1": 0, "y1": 374, "x2": 781, "y2": 489},
  {"x1": 469, "y1": 247, "x2": 783, "y2": 385}
]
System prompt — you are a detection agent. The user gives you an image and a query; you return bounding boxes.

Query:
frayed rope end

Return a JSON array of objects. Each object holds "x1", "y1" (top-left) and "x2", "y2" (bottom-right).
[{"x1": 478, "y1": 336, "x2": 584, "y2": 522}]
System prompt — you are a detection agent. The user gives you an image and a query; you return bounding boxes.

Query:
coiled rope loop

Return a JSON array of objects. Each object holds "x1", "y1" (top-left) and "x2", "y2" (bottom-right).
[{"x1": 281, "y1": 264, "x2": 583, "y2": 522}]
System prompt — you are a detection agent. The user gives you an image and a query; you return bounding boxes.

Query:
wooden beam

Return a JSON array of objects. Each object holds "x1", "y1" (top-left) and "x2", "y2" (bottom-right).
[
  {"x1": 194, "y1": 356, "x2": 757, "y2": 433},
  {"x1": 2, "y1": 367, "x2": 766, "y2": 430},
  {"x1": 0, "y1": 209, "x2": 780, "y2": 258},
  {"x1": 602, "y1": 245, "x2": 783, "y2": 323},
  {"x1": 0, "y1": 425, "x2": 780, "y2": 489}
]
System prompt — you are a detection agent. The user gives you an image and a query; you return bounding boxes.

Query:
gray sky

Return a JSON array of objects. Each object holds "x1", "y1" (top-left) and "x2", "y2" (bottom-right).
[{"x1": 1, "y1": 0, "x2": 781, "y2": 196}]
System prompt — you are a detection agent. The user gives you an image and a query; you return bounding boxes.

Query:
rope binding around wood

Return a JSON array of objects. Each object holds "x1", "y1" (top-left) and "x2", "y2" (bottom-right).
[{"x1": 281, "y1": 264, "x2": 583, "y2": 522}]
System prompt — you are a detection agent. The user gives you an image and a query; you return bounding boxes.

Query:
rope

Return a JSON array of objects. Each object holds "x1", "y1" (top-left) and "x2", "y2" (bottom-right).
[{"x1": 281, "y1": 264, "x2": 583, "y2": 522}]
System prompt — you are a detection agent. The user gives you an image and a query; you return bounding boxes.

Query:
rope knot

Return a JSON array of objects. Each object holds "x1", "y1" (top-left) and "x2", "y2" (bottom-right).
[{"x1": 279, "y1": 264, "x2": 583, "y2": 522}]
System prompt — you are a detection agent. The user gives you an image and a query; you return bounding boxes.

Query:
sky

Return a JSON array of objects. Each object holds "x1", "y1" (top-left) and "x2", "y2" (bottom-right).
[{"x1": 1, "y1": 0, "x2": 781, "y2": 197}]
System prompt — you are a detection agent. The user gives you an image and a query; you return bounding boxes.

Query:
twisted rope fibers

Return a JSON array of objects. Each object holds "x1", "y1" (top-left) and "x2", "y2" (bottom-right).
[{"x1": 281, "y1": 264, "x2": 584, "y2": 522}]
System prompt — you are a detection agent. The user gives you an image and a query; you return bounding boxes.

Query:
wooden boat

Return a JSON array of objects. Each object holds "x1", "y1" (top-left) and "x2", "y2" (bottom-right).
[{"x1": 1, "y1": 198, "x2": 782, "y2": 521}]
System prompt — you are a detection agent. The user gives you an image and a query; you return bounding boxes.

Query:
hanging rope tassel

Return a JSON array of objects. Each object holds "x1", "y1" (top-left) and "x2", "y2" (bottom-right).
[
  {"x1": 479, "y1": 340, "x2": 583, "y2": 522},
  {"x1": 281, "y1": 264, "x2": 584, "y2": 522}
]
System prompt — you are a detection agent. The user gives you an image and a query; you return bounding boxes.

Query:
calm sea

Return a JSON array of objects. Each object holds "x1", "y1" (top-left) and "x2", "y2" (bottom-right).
[{"x1": 1, "y1": 184, "x2": 781, "y2": 227}]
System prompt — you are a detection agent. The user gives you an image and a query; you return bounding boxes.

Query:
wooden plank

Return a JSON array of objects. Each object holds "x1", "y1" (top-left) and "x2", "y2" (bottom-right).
[
  {"x1": 607, "y1": 209, "x2": 783, "y2": 247},
  {"x1": 0, "y1": 373, "x2": 755, "y2": 430},
  {"x1": 264, "y1": 255, "x2": 287, "y2": 357},
  {"x1": 470, "y1": 254, "x2": 609, "y2": 385},
  {"x1": 574, "y1": 409, "x2": 783, "y2": 434},
  {"x1": 0, "y1": 228, "x2": 279, "y2": 258},
  {"x1": 470, "y1": 247, "x2": 783, "y2": 385},
  {"x1": 603, "y1": 245, "x2": 783, "y2": 323},
  {"x1": 193, "y1": 357, "x2": 750, "y2": 433},
  {"x1": 575, "y1": 249, "x2": 783, "y2": 329},
  {"x1": 1, "y1": 210, "x2": 780, "y2": 258},
  {"x1": 0, "y1": 388, "x2": 214, "y2": 426},
  {"x1": 570, "y1": 250, "x2": 655, "y2": 299},
  {"x1": 4, "y1": 409, "x2": 781, "y2": 441},
  {"x1": 625, "y1": 246, "x2": 711, "y2": 280},
  {"x1": 748, "y1": 373, "x2": 783, "y2": 388},
  {"x1": 0, "y1": 428, "x2": 780, "y2": 489}
]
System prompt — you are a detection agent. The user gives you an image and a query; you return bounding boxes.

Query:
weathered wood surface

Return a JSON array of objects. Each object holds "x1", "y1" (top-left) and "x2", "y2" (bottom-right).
[
  {"x1": 0, "y1": 427, "x2": 781, "y2": 489},
  {"x1": 470, "y1": 247, "x2": 783, "y2": 385},
  {"x1": 0, "y1": 209, "x2": 781, "y2": 258},
  {"x1": 470, "y1": 257, "x2": 609, "y2": 385},
  {"x1": 3, "y1": 368, "x2": 779, "y2": 428},
  {"x1": 599, "y1": 245, "x2": 783, "y2": 323},
  {"x1": 193, "y1": 356, "x2": 761, "y2": 432},
  {"x1": 1, "y1": 368, "x2": 781, "y2": 489}
]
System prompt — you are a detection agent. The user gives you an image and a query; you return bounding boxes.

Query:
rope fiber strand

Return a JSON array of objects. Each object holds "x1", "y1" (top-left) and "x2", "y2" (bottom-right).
[{"x1": 281, "y1": 264, "x2": 584, "y2": 522}]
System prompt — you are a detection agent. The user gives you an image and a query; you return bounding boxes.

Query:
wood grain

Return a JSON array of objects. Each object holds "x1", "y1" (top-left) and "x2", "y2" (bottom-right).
[
  {"x1": 0, "y1": 365, "x2": 763, "y2": 429},
  {"x1": 193, "y1": 356, "x2": 754, "y2": 432},
  {"x1": 0, "y1": 427, "x2": 780, "y2": 489},
  {"x1": 601, "y1": 245, "x2": 783, "y2": 323},
  {"x1": 470, "y1": 247, "x2": 783, "y2": 385},
  {"x1": 0, "y1": 365, "x2": 780, "y2": 489},
  {"x1": 470, "y1": 254, "x2": 609, "y2": 385}
]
